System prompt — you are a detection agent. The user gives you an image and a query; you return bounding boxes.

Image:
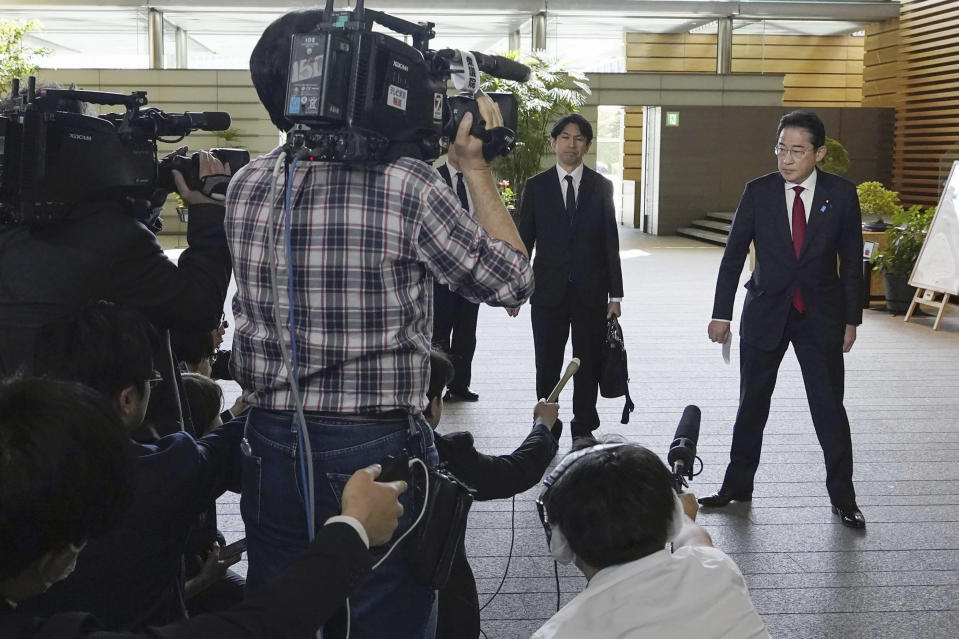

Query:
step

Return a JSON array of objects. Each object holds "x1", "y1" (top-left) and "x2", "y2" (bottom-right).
[
  {"x1": 690, "y1": 218, "x2": 731, "y2": 233},
  {"x1": 676, "y1": 227, "x2": 728, "y2": 246},
  {"x1": 707, "y1": 211, "x2": 735, "y2": 222}
]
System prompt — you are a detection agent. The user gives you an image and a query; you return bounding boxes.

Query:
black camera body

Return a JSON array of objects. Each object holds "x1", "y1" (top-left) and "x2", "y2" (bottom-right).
[
  {"x1": 0, "y1": 78, "x2": 242, "y2": 225},
  {"x1": 282, "y1": 0, "x2": 527, "y2": 163}
]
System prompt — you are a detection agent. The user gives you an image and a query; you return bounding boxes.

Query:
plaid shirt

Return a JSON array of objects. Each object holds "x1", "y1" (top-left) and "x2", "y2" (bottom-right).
[{"x1": 225, "y1": 148, "x2": 533, "y2": 413}]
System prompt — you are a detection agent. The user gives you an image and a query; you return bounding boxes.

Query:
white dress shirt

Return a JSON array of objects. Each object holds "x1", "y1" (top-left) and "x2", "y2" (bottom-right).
[
  {"x1": 532, "y1": 546, "x2": 770, "y2": 639},
  {"x1": 784, "y1": 169, "x2": 817, "y2": 234}
]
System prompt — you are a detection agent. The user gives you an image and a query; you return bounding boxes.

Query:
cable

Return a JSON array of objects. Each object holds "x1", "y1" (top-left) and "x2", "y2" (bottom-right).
[
  {"x1": 265, "y1": 152, "x2": 317, "y2": 540},
  {"x1": 553, "y1": 559, "x2": 561, "y2": 612},
  {"x1": 372, "y1": 457, "x2": 430, "y2": 571},
  {"x1": 479, "y1": 494, "x2": 516, "y2": 612}
]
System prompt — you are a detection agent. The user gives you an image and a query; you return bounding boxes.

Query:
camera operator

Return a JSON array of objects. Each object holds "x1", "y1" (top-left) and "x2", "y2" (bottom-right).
[
  {"x1": 0, "y1": 89, "x2": 232, "y2": 384},
  {"x1": 0, "y1": 376, "x2": 408, "y2": 639},
  {"x1": 533, "y1": 442, "x2": 770, "y2": 639},
  {"x1": 228, "y1": 9, "x2": 533, "y2": 639}
]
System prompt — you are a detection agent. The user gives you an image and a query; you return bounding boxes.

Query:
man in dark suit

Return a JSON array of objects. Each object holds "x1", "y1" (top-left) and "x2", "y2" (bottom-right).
[
  {"x1": 514, "y1": 114, "x2": 624, "y2": 440},
  {"x1": 433, "y1": 152, "x2": 481, "y2": 402},
  {"x1": 701, "y1": 111, "x2": 866, "y2": 529}
]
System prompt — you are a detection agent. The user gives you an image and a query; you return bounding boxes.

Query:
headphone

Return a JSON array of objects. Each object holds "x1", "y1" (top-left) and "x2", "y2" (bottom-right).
[
  {"x1": 535, "y1": 442, "x2": 687, "y2": 565},
  {"x1": 535, "y1": 443, "x2": 625, "y2": 563}
]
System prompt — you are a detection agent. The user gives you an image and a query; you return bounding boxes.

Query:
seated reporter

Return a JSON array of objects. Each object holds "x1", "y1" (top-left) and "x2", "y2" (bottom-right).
[
  {"x1": 19, "y1": 302, "x2": 242, "y2": 630},
  {"x1": 0, "y1": 376, "x2": 407, "y2": 639},
  {"x1": 533, "y1": 442, "x2": 769, "y2": 639},
  {"x1": 425, "y1": 349, "x2": 560, "y2": 639}
]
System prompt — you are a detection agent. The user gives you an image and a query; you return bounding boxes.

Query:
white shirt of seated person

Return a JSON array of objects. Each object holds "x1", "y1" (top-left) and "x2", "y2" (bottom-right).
[{"x1": 536, "y1": 494, "x2": 770, "y2": 639}]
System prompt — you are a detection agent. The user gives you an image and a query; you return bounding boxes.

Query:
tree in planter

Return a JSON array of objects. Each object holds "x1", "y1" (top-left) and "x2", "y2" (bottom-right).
[
  {"x1": 1, "y1": 20, "x2": 50, "y2": 98},
  {"x1": 870, "y1": 204, "x2": 936, "y2": 312},
  {"x1": 857, "y1": 181, "x2": 901, "y2": 231},
  {"x1": 481, "y1": 52, "x2": 591, "y2": 204},
  {"x1": 817, "y1": 137, "x2": 850, "y2": 175}
]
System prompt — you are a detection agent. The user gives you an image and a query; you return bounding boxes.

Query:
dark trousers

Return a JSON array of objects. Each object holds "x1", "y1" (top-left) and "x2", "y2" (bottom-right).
[
  {"x1": 433, "y1": 282, "x2": 479, "y2": 390},
  {"x1": 722, "y1": 308, "x2": 856, "y2": 508},
  {"x1": 531, "y1": 290, "x2": 605, "y2": 435}
]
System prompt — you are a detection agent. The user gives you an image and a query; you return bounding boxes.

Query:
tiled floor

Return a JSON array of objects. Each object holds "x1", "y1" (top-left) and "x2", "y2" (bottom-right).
[{"x1": 216, "y1": 230, "x2": 959, "y2": 638}]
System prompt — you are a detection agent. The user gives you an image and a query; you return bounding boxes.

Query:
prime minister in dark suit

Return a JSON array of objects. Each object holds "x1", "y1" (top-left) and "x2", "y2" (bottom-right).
[
  {"x1": 514, "y1": 114, "x2": 624, "y2": 439},
  {"x1": 701, "y1": 111, "x2": 866, "y2": 528}
]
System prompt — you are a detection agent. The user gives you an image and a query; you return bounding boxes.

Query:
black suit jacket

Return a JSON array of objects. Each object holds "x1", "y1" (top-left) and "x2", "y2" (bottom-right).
[
  {"x1": 519, "y1": 166, "x2": 624, "y2": 308},
  {"x1": 713, "y1": 169, "x2": 863, "y2": 351},
  {"x1": 436, "y1": 163, "x2": 459, "y2": 198}
]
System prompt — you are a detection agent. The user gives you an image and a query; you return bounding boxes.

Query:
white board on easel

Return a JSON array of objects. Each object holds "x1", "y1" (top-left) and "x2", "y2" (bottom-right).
[
  {"x1": 906, "y1": 161, "x2": 959, "y2": 330},
  {"x1": 910, "y1": 161, "x2": 959, "y2": 296}
]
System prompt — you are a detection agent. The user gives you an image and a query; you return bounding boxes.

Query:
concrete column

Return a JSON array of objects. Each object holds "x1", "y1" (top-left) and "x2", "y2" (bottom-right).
[
  {"x1": 148, "y1": 8, "x2": 164, "y2": 69},
  {"x1": 716, "y1": 16, "x2": 732, "y2": 74},
  {"x1": 175, "y1": 27, "x2": 188, "y2": 69},
  {"x1": 532, "y1": 11, "x2": 547, "y2": 51},
  {"x1": 509, "y1": 29, "x2": 521, "y2": 54}
]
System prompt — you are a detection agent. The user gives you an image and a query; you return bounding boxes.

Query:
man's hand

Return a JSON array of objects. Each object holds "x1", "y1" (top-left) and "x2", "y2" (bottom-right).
[
  {"x1": 505, "y1": 307, "x2": 521, "y2": 318},
  {"x1": 340, "y1": 464, "x2": 407, "y2": 547},
  {"x1": 842, "y1": 324, "x2": 857, "y2": 353},
  {"x1": 451, "y1": 91, "x2": 504, "y2": 173},
  {"x1": 708, "y1": 320, "x2": 731, "y2": 344},
  {"x1": 172, "y1": 150, "x2": 231, "y2": 207},
  {"x1": 606, "y1": 301, "x2": 621, "y2": 319},
  {"x1": 534, "y1": 399, "x2": 559, "y2": 426},
  {"x1": 228, "y1": 394, "x2": 248, "y2": 418},
  {"x1": 679, "y1": 492, "x2": 699, "y2": 522},
  {"x1": 185, "y1": 542, "x2": 240, "y2": 597}
]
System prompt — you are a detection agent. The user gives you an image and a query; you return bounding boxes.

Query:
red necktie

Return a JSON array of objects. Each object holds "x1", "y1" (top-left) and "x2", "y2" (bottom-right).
[{"x1": 791, "y1": 185, "x2": 806, "y2": 313}]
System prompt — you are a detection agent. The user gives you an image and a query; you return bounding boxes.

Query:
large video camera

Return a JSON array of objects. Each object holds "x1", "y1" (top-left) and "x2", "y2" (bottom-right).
[
  {"x1": 0, "y1": 77, "x2": 248, "y2": 226},
  {"x1": 282, "y1": 0, "x2": 531, "y2": 163}
]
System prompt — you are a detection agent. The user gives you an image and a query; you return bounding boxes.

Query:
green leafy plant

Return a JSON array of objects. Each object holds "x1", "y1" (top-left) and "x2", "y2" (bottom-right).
[
  {"x1": 857, "y1": 181, "x2": 902, "y2": 226},
  {"x1": 0, "y1": 20, "x2": 50, "y2": 98},
  {"x1": 481, "y1": 52, "x2": 591, "y2": 203},
  {"x1": 818, "y1": 137, "x2": 850, "y2": 174},
  {"x1": 870, "y1": 204, "x2": 935, "y2": 276},
  {"x1": 497, "y1": 180, "x2": 516, "y2": 208},
  {"x1": 216, "y1": 127, "x2": 243, "y2": 147}
]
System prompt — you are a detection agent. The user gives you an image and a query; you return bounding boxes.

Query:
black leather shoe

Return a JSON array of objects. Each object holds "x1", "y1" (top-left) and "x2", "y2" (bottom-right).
[
  {"x1": 697, "y1": 491, "x2": 752, "y2": 507},
  {"x1": 832, "y1": 504, "x2": 866, "y2": 529},
  {"x1": 445, "y1": 387, "x2": 479, "y2": 402}
]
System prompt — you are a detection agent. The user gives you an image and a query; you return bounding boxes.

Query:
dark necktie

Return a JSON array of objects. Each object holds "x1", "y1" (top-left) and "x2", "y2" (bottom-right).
[
  {"x1": 455, "y1": 172, "x2": 469, "y2": 211},
  {"x1": 791, "y1": 185, "x2": 806, "y2": 313},
  {"x1": 564, "y1": 175, "x2": 576, "y2": 223}
]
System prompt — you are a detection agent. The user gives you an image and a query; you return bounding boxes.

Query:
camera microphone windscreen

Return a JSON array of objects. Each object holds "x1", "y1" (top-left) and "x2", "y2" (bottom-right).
[
  {"x1": 667, "y1": 405, "x2": 701, "y2": 477},
  {"x1": 471, "y1": 52, "x2": 531, "y2": 82}
]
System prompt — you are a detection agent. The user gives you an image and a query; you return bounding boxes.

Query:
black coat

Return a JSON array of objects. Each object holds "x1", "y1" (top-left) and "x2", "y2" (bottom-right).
[
  {"x1": 0, "y1": 523, "x2": 372, "y2": 639},
  {"x1": 519, "y1": 166, "x2": 624, "y2": 309},
  {"x1": 0, "y1": 201, "x2": 231, "y2": 376},
  {"x1": 712, "y1": 169, "x2": 863, "y2": 351}
]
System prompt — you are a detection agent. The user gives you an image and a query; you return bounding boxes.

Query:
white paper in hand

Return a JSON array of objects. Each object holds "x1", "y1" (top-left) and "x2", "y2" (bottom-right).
[{"x1": 722, "y1": 331, "x2": 732, "y2": 364}]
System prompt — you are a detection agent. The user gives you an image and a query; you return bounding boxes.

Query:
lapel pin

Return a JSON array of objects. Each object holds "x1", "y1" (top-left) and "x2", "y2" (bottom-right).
[{"x1": 820, "y1": 199, "x2": 829, "y2": 214}]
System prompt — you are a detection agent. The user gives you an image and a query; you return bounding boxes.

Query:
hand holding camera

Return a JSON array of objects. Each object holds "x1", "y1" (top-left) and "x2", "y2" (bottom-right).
[
  {"x1": 167, "y1": 148, "x2": 235, "y2": 207},
  {"x1": 341, "y1": 464, "x2": 408, "y2": 547}
]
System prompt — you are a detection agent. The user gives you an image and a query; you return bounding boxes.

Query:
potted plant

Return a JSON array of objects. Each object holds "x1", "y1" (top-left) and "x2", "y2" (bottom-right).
[
  {"x1": 172, "y1": 192, "x2": 188, "y2": 223},
  {"x1": 0, "y1": 19, "x2": 50, "y2": 97},
  {"x1": 818, "y1": 137, "x2": 850, "y2": 175},
  {"x1": 857, "y1": 181, "x2": 901, "y2": 231},
  {"x1": 481, "y1": 52, "x2": 591, "y2": 204},
  {"x1": 870, "y1": 204, "x2": 935, "y2": 313}
]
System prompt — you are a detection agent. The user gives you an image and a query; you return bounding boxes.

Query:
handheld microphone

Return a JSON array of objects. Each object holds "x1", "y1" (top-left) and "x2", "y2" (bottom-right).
[
  {"x1": 667, "y1": 405, "x2": 701, "y2": 490},
  {"x1": 547, "y1": 358, "x2": 580, "y2": 403}
]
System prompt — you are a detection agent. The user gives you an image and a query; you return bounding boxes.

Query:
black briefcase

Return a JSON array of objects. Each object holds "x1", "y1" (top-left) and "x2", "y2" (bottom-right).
[{"x1": 600, "y1": 317, "x2": 635, "y2": 424}]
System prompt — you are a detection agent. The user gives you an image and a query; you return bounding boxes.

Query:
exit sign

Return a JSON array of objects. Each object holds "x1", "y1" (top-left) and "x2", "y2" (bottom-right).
[{"x1": 666, "y1": 111, "x2": 680, "y2": 127}]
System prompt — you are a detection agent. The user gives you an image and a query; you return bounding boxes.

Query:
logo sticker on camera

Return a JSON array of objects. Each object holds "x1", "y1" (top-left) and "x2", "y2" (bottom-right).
[
  {"x1": 388, "y1": 85, "x2": 408, "y2": 111},
  {"x1": 433, "y1": 93, "x2": 443, "y2": 121}
]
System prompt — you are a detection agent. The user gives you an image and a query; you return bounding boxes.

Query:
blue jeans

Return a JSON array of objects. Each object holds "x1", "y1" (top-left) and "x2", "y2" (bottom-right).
[{"x1": 241, "y1": 407, "x2": 439, "y2": 639}]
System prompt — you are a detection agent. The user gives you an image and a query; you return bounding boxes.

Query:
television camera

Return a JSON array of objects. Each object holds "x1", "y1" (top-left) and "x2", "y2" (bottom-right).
[
  {"x1": 0, "y1": 76, "x2": 248, "y2": 226},
  {"x1": 282, "y1": 0, "x2": 531, "y2": 163}
]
